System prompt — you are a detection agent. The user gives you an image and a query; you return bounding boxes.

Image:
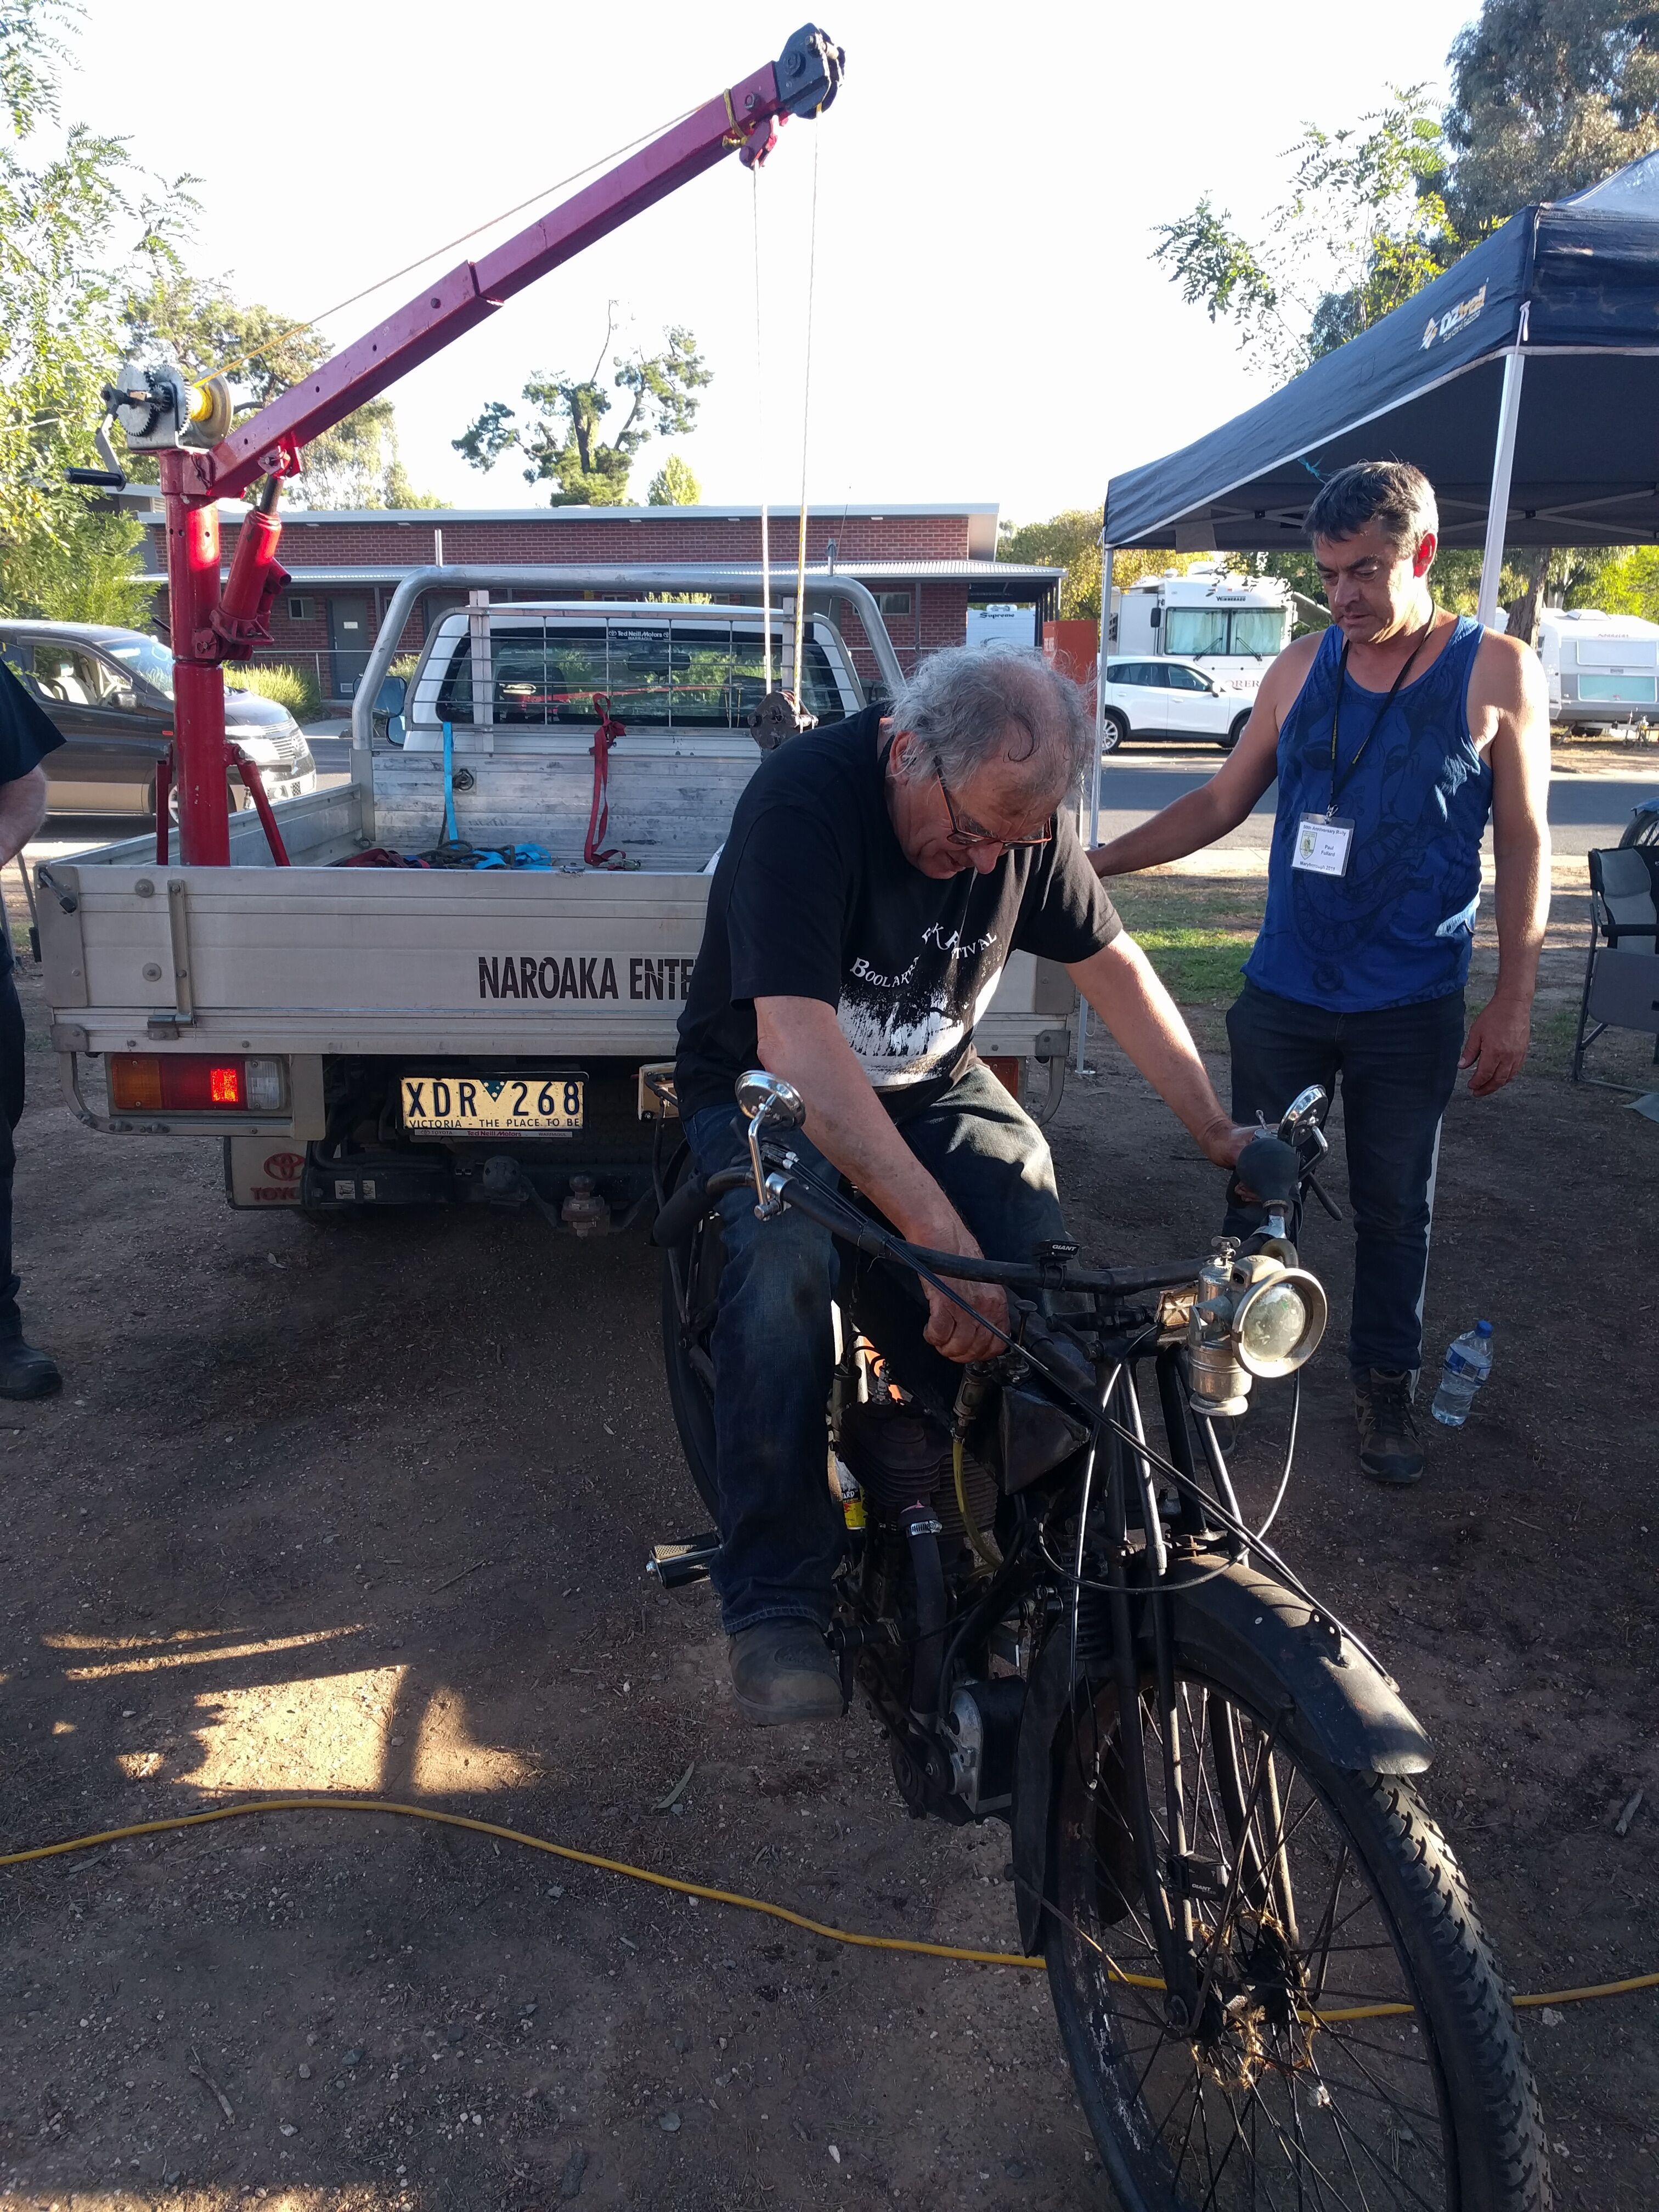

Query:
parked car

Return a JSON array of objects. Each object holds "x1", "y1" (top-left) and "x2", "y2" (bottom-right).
[
  {"x1": 1098, "y1": 655, "x2": 1258, "y2": 753},
  {"x1": 0, "y1": 621, "x2": 316, "y2": 817}
]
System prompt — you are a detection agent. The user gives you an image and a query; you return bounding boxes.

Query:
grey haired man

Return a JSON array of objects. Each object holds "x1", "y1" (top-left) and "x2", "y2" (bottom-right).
[{"x1": 675, "y1": 646, "x2": 1252, "y2": 1723}]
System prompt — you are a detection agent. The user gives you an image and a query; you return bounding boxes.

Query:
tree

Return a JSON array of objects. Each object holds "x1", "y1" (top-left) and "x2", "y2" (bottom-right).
[
  {"x1": 647, "y1": 453, "x2": 702, "y2": 505},
  {"x1": 1444, "y1": 0, "x2": 1659, "y2": 235},
  {"x1": 455, "y1": 312, "x2": 711, "y2": 505},
  {"x1": 0, "y1": 0, "x2": 187, "y2": 622},
  {"x1": 1152, "y1": 10, "x2": 1659, "y2": 645},
  {"x1": 997, "y1": 515, "x2": 1216, "y2": 623},
  {"x1": 1152, "y1": 91, "x2": 1454, "y2": 384},
  {"x1": 120, "y1": 273, "x2": 447, "y2": 509}
]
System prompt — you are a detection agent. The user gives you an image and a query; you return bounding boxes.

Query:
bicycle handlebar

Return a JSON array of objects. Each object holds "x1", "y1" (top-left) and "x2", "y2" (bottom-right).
[{"x1": 676, "y1": 1161, "x2": 1207, "y2": 1297}]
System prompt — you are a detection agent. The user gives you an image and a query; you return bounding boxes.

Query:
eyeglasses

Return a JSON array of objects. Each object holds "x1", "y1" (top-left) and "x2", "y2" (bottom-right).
[{"x1": 934, "y1": 761, "x2": 1053, "y2": 853}]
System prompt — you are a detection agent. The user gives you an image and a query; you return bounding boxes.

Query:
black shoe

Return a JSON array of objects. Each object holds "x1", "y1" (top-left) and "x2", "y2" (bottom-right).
[
  {"x1": 0, "y1": 1336, "x2": 61, "y2": 1401},
  {"x1": 728, "y1": 1620, "x2": 844, "y2": 1726},
  {"x1": 1356, "y1": 1369, "x2": 1424, "y2": 1485}
]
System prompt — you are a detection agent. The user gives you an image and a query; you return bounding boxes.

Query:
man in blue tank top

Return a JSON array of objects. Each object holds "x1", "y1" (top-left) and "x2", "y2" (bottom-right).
[{"x1": 1091, "y1": 461, "x2": 1550, "y2": 1485}]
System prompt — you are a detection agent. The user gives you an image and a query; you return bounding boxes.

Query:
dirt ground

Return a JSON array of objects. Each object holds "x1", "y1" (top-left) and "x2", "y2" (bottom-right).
[{"x1": 1, "y1": 867, "x2": 1656, "y2": 2212}]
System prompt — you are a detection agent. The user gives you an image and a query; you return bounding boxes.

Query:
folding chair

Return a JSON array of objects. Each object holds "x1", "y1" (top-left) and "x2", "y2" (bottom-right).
[{"x1": 1572, "y1": 836, "x2": 1659, "y2": 1086}]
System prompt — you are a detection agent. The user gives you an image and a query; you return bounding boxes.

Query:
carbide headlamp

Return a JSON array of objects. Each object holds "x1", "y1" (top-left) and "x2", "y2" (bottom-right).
[{"x1": 1187, "y1": 1240, "x2": 1328, "y2": 1417}]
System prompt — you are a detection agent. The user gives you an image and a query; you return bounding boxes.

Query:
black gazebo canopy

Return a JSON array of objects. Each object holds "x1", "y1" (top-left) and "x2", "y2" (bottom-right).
[{"x1": 1104, "y1": 153, "x2": 1659, "y2": 571}]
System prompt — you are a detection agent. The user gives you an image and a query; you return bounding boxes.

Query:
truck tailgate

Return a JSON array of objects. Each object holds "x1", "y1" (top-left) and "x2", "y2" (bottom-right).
[{"x1": 41, "y1": 861, "x2": 1073, "y2": 1060}]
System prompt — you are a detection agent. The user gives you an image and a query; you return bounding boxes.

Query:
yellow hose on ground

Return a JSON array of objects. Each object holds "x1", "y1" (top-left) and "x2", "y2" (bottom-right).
[{"x1": 2, "y1": 1796, "x2": 1655, "y2": 2023}]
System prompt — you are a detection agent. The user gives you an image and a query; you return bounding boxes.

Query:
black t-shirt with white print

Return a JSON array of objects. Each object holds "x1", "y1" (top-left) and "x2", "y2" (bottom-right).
[{"x1": 675, "y1": 706, "x2": 1121, "y2": 1121}]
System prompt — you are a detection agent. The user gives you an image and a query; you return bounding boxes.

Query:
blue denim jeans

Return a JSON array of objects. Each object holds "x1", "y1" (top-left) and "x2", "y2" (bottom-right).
[
  {"x1": 1223, "y1": 979, "x2": 1465, "y2": 1381},
  {"x1": 685, "y1": 1060, "x2": 1068, "y2": 1636}
]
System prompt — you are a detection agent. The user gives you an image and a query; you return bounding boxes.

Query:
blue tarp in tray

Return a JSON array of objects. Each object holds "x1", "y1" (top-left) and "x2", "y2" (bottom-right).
[{"x1": 1105, "y1": 154, "x2": 1659, "y2": 553}]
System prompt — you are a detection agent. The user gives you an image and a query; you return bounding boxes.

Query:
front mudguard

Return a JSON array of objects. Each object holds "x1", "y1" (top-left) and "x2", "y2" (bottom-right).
[{"x1": 1011, "y1": 1554, "x2": 1434, "y2": 1956}]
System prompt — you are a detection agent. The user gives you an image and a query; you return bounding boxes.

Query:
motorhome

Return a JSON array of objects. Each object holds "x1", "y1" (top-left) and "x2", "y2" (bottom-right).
[
  {"x1": 1110, "y1": 565, "x2": 1293, "y2": 696},
  {"x1": 1536, "y1": 607, "x2": 1659, "y2": 730}
]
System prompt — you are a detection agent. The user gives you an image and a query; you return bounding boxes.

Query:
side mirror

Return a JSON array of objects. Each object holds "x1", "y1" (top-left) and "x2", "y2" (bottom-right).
[
  {"x1": 112, "y1": 686, "x2": 139, "y2": 712},
  {"x1": 374, "y1": 672, "x2": 407, "y2": 747},
  {"x1": 736, "y1": 1069, "x2": 805, "y2": 1129},
  {"x1": 1277, "y1": 1085, "x2": 1327, "y2": 1148}
]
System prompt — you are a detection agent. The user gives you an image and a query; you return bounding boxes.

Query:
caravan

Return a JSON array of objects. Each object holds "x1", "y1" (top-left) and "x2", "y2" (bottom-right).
[
  {"x1": 1110, "y1": 564, "x2": 1293, "y2": 694},
  {"x1": 1536, "y1": 607, "x2": 1659, "y2": 730}
]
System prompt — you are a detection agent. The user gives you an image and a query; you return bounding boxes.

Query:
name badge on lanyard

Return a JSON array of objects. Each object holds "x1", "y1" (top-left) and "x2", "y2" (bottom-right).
[
  {"x1": 1294, "y1": 814, "x2": 1354, "y2": 876},
  {"x1": 1310, "y1": 607, "x2": 1437, "y2": 883}
]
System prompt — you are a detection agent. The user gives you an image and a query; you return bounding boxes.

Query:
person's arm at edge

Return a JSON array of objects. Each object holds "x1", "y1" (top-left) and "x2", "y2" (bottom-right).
[
  {"x1": 1461, "y1": 635, "x2": 1551, "y2": 1097},
  {"x1": 1066, "y1": 934, "x2": 1252, "y2": 1168},
  {"x1": 754, "y1": 993, "x2": 1007, "y2": 1362},
  {"x1": 0, "y1": 767, "x2": 48, "y2": 869},
  {"x1": 1087, "y1": 637, "x2": 1314, "y2": 878}
]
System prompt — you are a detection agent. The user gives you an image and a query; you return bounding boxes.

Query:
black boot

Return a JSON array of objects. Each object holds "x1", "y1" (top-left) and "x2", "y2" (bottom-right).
[
  {"x1": 0, "y1": 1335, "x2": 60, "y2": 1400},
  {"x1": 1355, "y1": 1369, "x2": 1423, "y2": 1485}
]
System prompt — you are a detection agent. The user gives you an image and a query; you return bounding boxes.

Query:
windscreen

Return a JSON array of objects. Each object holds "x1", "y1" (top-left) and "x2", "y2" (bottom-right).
[
  {"x1": 104, "y1": 634, "x2": 176, "y2": 697},
  {"x1": 1230, "y1": 607, "x2": 1285, "y2": 656},
  {"x1": 1165, "y1": 608, "x2": 1229, "y2": 658}
]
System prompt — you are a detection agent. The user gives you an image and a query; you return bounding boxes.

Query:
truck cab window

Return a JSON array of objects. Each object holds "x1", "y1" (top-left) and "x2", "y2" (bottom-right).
[
  {"x1": 608, "y1": 625, "x2": 672, "y2": 726},
  {"x1": 545, "y1": 628, "x2": 606, "y2": 724}
]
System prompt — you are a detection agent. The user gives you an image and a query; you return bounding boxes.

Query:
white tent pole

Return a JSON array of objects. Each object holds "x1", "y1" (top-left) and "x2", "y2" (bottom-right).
[
  {"x1": 1090, "y1": 545, "x2": 1113, "y2": 847},
  {"x1": 1477, "y1": 348, "x2": 1526, "y2": 628},
  {"x1": 1076, "y1": 541, "x2": 1114, "y2": 1076}
]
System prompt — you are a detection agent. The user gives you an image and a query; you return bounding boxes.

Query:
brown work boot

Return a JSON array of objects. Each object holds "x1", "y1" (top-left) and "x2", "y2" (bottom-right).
[
  {"x1": 1355, "y1": 1369, "x2": 1424, "y2": 1486},
  {"x1": 728, "y1": 1621, "x2": 844, "y2": 1726}
]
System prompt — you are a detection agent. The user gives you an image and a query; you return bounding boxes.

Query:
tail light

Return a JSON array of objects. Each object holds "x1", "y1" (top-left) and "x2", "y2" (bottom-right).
[{"x1": 109, "y1": 1054, "x2": 287, "y2": 1113}]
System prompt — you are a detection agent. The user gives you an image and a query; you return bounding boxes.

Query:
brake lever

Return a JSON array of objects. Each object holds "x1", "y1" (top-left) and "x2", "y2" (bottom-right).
[{"x1": 1304, "y1": 1171, "x2": 1342, "y2": 1222}]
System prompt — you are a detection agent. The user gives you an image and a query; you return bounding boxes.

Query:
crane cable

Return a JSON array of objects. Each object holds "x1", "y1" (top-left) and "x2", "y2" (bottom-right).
[
  {"x1": 205, "y1": 103, "x2": 703, "y2": 389},
  {"x1": 1, "y1": 1795, "x2": 1656, "y2": 2025},
  {"x1": 791, "y1": 128, "x2": 822, "y2": 706},
  {"x1": 751, "y1": 165, "x2": 773, "y2": 696}
]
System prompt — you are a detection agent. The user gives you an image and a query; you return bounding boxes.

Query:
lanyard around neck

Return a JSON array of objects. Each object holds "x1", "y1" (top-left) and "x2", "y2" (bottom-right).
[{"x1": 1328, "y1": 607, "x2": 1436, "y2": 817}]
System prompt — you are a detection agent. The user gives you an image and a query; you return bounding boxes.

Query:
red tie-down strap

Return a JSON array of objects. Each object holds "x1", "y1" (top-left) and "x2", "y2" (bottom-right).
[{"x1": 585, "y1": 694, "x2": 627, "y2": 868}]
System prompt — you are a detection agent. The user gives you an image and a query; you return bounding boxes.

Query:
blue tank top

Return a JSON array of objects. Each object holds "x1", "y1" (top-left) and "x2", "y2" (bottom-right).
[{"x1": 1244, "y1": 614, "x2": 1491, "y2": 1012}]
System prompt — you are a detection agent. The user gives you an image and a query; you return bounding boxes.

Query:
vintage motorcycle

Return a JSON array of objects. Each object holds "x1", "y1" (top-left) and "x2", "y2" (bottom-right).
[{"x1": 649, "y1": 1070, "x2": 1549, "y2": 2212}]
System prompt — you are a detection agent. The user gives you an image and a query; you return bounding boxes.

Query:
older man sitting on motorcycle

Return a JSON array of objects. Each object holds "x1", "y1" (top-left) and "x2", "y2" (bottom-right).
[{"x1": 675, "y1": 646, "x2": 1250, "y2": 1723}]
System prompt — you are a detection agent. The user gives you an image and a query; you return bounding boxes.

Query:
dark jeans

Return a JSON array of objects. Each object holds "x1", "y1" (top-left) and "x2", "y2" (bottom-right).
[
  {"x1": 1224, "y1": 979, "x2": 1464, "y2": 1381},
  {"x1": 1, "y1": 966, "x2": 24, "y2": 1340},
  {"x1": 685, "y1": 1060, "x2": 1068, "y2": 1636}
]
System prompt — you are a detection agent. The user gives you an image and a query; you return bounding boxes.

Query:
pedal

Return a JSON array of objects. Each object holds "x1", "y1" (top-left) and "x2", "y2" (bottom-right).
[{"x1": 645, "y1": 1532, "x2": 721, "y2": 1588}]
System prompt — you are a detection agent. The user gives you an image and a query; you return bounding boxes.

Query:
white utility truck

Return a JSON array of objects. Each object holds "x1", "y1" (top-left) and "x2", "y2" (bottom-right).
[
  {"x1": 1536, "y1": 607, "x2": 1659, "y2": 730},
  {"x1": 1110, "y1": 565, "x2": 1293, "y2": 697},
  {"x1": 36, "y1": 568, "x2": 1077, "y2": 1232}
]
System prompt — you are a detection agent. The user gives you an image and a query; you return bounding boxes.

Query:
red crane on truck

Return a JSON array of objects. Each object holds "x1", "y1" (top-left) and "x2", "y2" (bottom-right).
[{"x1": 80, "y1": 25, "x2": 844, "y2": 869}]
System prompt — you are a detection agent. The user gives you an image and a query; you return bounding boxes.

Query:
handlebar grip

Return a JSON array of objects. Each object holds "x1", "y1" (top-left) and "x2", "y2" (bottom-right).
[
  {"x1": 650, "y1": 1165, "x2": 753, "y2": 1246},
  {"x1": 1234, "y1": 1134, "x2": 1301, "y2": 1207}
]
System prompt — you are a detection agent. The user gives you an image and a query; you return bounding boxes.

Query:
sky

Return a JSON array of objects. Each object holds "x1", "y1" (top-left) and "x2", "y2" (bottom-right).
[{"x1": 62, "y1": 0, "x2": 1480, "y2": 523}]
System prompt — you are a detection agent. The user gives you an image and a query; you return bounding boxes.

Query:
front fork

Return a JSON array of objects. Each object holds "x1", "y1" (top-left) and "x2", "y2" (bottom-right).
[{"x1": 1101, "y1": 1359, "x2": 1203, "y2": 2027}]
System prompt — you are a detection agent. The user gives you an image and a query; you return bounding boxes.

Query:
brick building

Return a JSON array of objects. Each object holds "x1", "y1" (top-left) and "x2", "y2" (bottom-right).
[{"x1": 138, "y1": 501, "x2": 1062, "y2": 705}]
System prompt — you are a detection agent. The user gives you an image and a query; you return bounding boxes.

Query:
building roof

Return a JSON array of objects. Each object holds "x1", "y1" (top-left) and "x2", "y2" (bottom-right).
[
  {"x1": 133, "y1": 558, "x2": 1064, "y2": 600},
  {"x1": 145, "y1": 500, "x2": 1005, "y2": 560}
]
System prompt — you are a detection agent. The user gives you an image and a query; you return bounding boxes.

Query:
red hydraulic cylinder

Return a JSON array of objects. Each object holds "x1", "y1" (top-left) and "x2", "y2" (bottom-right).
[
  {"x1": 213, "y1": 476, "x2": 290, "y2": 654},
  {"x1": 161, "y1": 450, "x2": 230, "y2": 866}
]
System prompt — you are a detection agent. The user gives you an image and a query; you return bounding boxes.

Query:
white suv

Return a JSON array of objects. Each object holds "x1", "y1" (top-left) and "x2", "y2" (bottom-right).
[{"x1": 1099, "y1": 656, "x2": 1257, "y2": 753}]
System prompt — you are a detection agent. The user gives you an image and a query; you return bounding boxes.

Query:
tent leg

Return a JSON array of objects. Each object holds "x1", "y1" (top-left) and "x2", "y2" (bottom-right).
[
  {"x1": 1476, "y1": 348, "x2": 1526, "y2": 628},
  {"x1": 1076, "y1": 545, "x2": 1114, "y2": 1076}
]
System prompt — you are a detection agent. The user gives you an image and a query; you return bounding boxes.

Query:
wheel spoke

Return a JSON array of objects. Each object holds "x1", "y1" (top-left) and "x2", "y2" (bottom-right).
[{"x1": 1046, "y1": 1661, "x2": 1478, "y2": 2211}]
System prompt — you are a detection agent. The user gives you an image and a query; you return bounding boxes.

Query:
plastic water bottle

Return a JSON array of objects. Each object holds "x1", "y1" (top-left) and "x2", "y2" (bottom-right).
[{"x1": 1431, "y1": 1321, "x2": 1494, "y2": 1428}]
